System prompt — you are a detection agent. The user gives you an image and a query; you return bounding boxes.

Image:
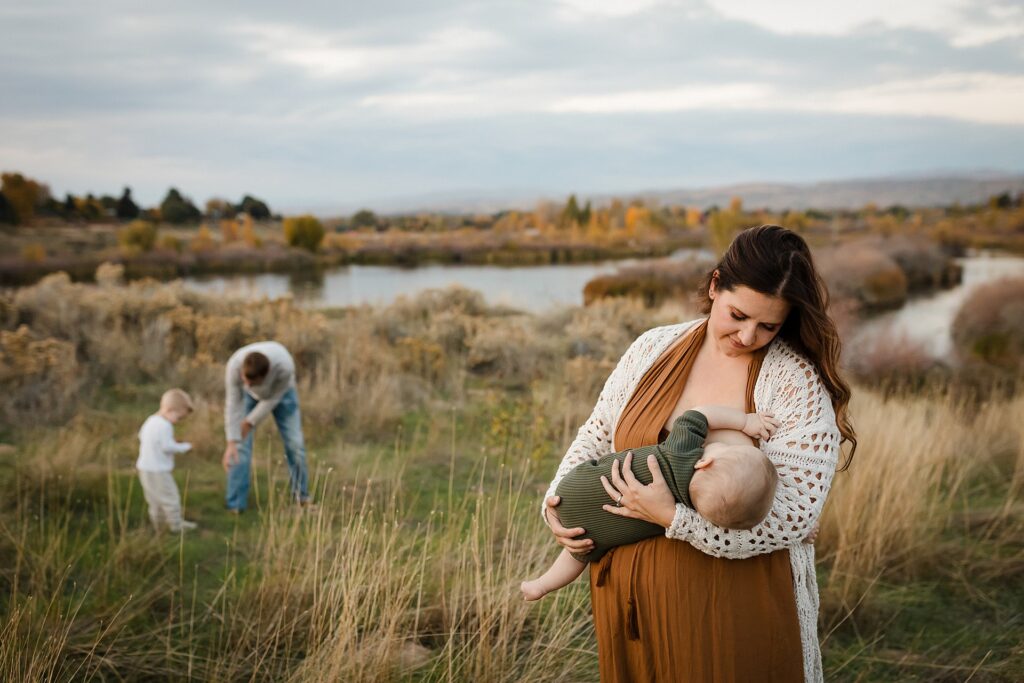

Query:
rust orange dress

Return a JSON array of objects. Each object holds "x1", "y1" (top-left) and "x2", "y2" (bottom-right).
[{"x1": 589, "y1": 321, "x2": 804, "y2": 682}]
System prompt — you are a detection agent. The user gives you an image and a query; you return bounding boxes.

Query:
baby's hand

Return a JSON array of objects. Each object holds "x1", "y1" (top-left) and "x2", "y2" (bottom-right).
[{"x1": 743, "y1": 412, "x2": 779, "y2": 441}]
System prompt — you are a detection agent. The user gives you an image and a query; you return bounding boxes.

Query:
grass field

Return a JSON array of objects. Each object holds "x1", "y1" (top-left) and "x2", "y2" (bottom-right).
[{"x1": 1, "y1": 273, "x2": 1022, "y2": 681}]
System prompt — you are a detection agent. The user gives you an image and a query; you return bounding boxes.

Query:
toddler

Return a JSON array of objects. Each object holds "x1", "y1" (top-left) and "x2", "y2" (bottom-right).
[
  {"x1": 136, "y1": 388, "x2": 197, "y2": 532},
  {"x1": 522, "y1": 405, "x2": 778, "y2": 600}
]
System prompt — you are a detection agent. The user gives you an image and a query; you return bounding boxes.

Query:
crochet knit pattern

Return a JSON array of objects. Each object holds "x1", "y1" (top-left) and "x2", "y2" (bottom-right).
[{"x1": 543, "y1": 318, "x2": 840, "y2": 683}]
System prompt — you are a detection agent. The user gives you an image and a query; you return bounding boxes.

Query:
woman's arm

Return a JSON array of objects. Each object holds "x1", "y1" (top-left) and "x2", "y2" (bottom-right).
[{"x1": 665, "y1": 357, "x2": 841, "y2": 559}]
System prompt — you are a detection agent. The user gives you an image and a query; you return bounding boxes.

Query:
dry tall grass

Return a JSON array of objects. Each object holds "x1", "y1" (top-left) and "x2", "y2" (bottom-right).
[
  {"x1": 817, "y1": 390, "x2": 1024, "y2": 603},
  {"x1": 2, "y1": 272, "x2": 1022, "y2": 681}
]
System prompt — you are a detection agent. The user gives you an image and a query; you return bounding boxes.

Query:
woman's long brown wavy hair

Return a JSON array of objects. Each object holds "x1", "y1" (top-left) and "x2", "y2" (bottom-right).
[{"x1": 697, "y1": 224, "x2": 857, "y2": 467}]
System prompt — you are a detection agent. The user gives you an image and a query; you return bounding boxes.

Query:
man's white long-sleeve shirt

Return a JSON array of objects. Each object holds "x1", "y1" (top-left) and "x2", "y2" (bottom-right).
[
  {"x1": 136, "y1": 414, "x2": 192, "y2": 472},
  {"x1": 224, "y1": 341, "x2": 297, "y2": 442}
]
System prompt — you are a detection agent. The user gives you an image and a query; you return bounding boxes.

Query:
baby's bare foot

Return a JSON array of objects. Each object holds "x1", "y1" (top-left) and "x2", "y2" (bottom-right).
[{"x1": 520, "y1": 580, "x2": 548, "y2": 602}]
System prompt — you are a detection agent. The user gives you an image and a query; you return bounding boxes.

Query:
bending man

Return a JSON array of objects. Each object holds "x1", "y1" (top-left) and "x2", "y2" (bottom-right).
[{"x1": 223, "y1": 341, "x2": 311, "y2": 512}]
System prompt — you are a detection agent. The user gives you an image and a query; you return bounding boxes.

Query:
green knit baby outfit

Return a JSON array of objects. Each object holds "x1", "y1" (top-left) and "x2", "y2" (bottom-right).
[{"x1": 555, "y1": 410, "x2": 708, "y2": 563}]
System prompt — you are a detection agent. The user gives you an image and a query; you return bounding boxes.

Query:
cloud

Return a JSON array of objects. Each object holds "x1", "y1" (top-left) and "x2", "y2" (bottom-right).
[
  {"x1": 704, "y1": 0, "x2": 1024, "y2": 47},
  {"x1": 1, "y1": 1, "x2": 1022, "y2": 207},
  {"x1": 232, "y1": 22, "x2": 504, "y2": 81}
]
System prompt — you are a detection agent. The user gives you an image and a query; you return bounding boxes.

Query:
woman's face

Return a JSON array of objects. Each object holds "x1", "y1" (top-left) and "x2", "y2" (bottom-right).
[{"x1": 708, "y1": 279, "x2": 790, "y2": 358}]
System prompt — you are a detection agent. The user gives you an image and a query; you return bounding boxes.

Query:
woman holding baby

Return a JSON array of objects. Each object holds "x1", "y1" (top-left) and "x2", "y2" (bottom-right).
[{"x1": 542, "y1": 225, "x2": 856, "y2": 682}]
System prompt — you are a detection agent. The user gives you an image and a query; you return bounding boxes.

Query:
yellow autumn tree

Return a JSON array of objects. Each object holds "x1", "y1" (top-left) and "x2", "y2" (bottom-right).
[{"x1": 191, "y1": 224, "x2": 217, "y2": 252}]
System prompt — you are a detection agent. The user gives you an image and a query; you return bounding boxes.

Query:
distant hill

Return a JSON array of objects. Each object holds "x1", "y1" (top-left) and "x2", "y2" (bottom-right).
[
  {"x1": 295, "y1": 172, "x2": 1024, "y2": 216},
  {"x1": 619, "y1": 173, "x2": 1024, "y2": 211}
]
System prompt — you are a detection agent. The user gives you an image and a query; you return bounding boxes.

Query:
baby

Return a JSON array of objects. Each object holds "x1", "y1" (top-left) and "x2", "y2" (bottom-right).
[
  {"x1": 521, "y1": 405, "x2": 778, "y2": 600},
  {"x1": 136, "y1": 388, "x2": 197, "y2": 532}
]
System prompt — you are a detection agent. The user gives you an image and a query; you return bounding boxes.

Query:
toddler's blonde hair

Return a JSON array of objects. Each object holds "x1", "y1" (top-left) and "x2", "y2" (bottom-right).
[{"x1": 160, "y1": 388, "x2": 194, "y2": 415}]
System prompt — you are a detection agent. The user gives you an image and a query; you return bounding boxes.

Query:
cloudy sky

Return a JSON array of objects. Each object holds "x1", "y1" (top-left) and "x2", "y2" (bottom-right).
[{"x1": 2, "y1": 0, "x2": 1023, "y2": 211}]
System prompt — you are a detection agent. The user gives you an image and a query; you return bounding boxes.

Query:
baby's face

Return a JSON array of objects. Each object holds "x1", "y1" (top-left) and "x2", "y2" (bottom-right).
[{"x1": 164, "y1": 407, "x2": 190, "y2": 424}]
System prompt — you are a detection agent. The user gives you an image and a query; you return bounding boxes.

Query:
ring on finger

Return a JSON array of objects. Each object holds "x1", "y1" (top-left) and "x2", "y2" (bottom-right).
[{"x1": 615, "y1": 494, "x2": 623, "y2": 506}]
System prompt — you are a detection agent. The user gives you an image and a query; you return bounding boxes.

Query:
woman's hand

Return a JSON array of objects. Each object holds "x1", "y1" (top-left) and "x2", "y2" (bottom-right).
[
  {"x1": 544, "y1": 496, "x2": 595, "y2": 554},
  {"x1": 600, "y1": 452, "x2": 677, "y2": 528}
]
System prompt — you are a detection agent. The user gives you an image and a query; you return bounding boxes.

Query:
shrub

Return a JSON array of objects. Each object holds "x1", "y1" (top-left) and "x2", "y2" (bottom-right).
[
  {"x1": 95, "y1": 262, "x2": 125, "y2": 287},
  {"x1": 583, "y1": 257, "x2": 712, "y2": 307},
  {"x1": 878, "y1": 237, "x2": 962, "y2": 292},
  {"x1": 20, "y1": 243, "x2": 46, "y2": 262},
  {"x1": 283, "y1": 215, "x2": 325, "y2": 252},
  {"x1": 190, "y1": 224, "x2": 217, "y2": 252},
  {"x1": 0, "y1": 325, "x2": 79, "y2": 422},
  {"x1": 816, "y1": 244, "x2": 907, "y2": 312},
  {"x1": 117, "y1": 220, "x2": 157, "y2": 252},
  {"x1": 156, "y1": 234, "x2": 183, "y2": 252},
  {"x1": 952, "y1": 276, "x2": 1024, "y2": 371}
]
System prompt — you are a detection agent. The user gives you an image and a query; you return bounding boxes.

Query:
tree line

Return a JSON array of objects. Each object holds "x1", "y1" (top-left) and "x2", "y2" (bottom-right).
[{"x1": 0, "y1": 172, "x2": 273, "y2": 226}]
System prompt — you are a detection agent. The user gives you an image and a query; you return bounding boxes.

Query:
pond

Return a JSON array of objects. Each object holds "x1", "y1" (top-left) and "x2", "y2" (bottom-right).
[{"x1": 181, "y1": 248, "x2": 716, "y2": 313}]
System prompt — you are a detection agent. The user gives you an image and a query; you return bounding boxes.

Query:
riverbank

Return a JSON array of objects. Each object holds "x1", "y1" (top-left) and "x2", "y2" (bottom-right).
[
  {"x1": 584, "y1": 236, "x2": 966, "y2": 313},
  {"x1": 0, "y1": 222, "x2": 701, "y2": 287}
]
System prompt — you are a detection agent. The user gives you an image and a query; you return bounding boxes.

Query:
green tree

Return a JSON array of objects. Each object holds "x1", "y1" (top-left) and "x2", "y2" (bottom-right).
[
  {"x1": 63, "y1": 193, "x2": 78, "y2": 219},
  {"x1": 351, "y1": 209, "x2": 378, "y2": 229},
  {"x1": 0, "y1": 192, "x2": 15, "y2": 224},
  {"x1": 579, "y1": 200, "x2": 592, "y2": 227},
  {"x1": 560, "y1": 194, "x2": 581, "y2": 228},
  {"x1": 160, "y1": 188, "x2": 201, "y2": 224},
  {"x1": 79, "y1": 194, "x2": 103, "y2": 221},
  {"x1": 283, "y1": 214, "x2": 325, "y2": 252},
  {"x1": 116, "y1": 187, "x2": 140, "y2": 220},
  {"x1": 239, "y1": 195, "x2": 271, "y2": 219}
]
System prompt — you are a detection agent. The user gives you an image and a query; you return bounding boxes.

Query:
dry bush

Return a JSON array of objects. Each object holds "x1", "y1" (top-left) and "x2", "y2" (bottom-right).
[
  {"x1": 117, "y1": 220, "x2": 157, "y2": 252},
  {"x1": 536, "y1": 296, "x2": 657, "y2": 364},
  {"x1": 466, "y1": 317, "x2": 557, "y2": 385},
  {"x1": 0, "y1": 326, "x2": 79, "y2": 423},
  {"x1": 952, "y1": 276, "x2": 1024, "y2": 372},
  {"x1": 878, "y1": 236, "x2": 963, "y2": 293},
  {"x1": 582, "y1": 256, "x2": 712, "y2": 307},
  {"x1": 374, "y1": 286, "x2": 487, "y2": 346},
  {"x1": 19, "y1": 243, "x2": 45, "y2": 263},
  {"x1": 816, "y1": 244, "x2": 908, "y2": 312},
  {"x1": 94, "y1": 261, "x2": 124, "y2": 287},
  {"x1": 841, "y1": 324, "x2": 943, "y2": 389},
  {"x1": 7, "y1": 269, "x2": 333, "y2": 407}
]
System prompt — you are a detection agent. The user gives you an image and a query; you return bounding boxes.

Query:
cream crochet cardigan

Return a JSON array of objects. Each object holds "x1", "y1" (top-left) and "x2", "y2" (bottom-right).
[{"x1": 544, "y1": 319, "x2": 840, "y2": 683}]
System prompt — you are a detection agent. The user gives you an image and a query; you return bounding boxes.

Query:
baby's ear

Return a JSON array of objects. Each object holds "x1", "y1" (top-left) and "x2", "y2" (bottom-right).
[{"x1": 694, "y1": 454, "x2": 714, "y2": 470}]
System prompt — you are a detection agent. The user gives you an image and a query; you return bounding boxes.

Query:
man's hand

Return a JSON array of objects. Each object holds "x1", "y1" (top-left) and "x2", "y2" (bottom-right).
[
  {"x1": 222, "y1": 441, "x2": 239, "y2": 472},
  {"x1": 240, "y1": 420, "x2": 252, "y2": 440}
]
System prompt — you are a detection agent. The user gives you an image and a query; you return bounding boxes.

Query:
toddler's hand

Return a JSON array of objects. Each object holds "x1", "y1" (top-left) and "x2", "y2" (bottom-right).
[
  {"x1": 181, "y1": 441, "x2": 192, "y2": 452},
  {"x1": 743, "y1": 412, "x2": 779, "y2": 440}
]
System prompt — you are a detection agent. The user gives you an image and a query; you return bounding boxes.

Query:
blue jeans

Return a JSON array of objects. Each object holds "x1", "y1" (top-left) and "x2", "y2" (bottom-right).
[{"x1": 226, "y1": 387, "x2": 309, "y2": 511}]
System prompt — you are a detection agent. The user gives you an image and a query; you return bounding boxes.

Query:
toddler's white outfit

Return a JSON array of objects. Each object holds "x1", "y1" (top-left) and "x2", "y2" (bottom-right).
[{"x1": 136, "y1": 414, "x2": 193, "y2": 531}]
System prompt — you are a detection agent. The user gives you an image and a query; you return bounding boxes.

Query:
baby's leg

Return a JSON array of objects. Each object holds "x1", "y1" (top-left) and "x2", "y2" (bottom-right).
[{"x1": 521, "y1": 549, "x2": 587, "y2": 601}]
